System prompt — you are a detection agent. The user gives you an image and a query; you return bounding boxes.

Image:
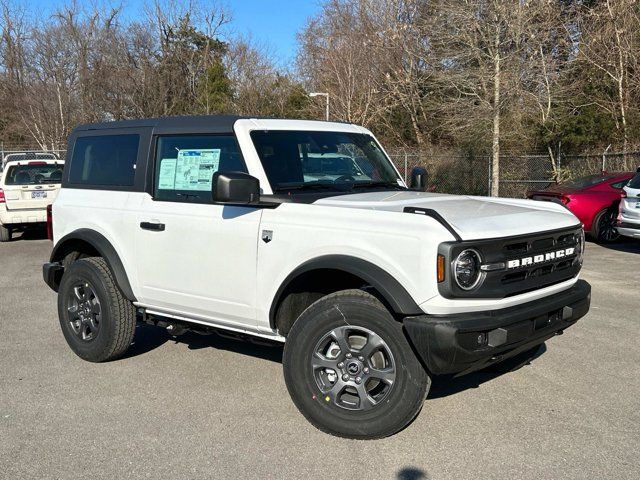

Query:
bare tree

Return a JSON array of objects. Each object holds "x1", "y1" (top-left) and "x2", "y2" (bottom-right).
[
  {"x1": 298, "y1": 0, "x2": 392, "y2": 126},
  {"x1": 578, "y1": 0, "x2": 640, "y2": 164}
]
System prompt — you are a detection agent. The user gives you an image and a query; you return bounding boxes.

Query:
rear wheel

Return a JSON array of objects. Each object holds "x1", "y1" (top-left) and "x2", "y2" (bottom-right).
[
  {"x1": 592, "y1": 206, "x2": 620, "y2": 243},
  {"x1": 0, "y1": 224, "x2": 11, "y2": 242},
  {"x1": 283, "y1": 289, "x2": 430, "y2": 439},
  {"x1": 58, "y1": 257, "x2": 136, "y2": 362}
]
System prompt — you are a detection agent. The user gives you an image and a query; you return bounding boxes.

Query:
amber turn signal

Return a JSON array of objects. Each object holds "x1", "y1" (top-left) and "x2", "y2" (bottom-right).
[{"x1": 437, "y1": 254, "x2": 446, "y2": 283}]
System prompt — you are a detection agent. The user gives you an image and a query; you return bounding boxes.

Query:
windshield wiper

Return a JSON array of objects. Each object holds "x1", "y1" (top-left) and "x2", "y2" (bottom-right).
[
  {"x1": 274, "y1": 180, "x2": 407, "y2": 193},
  {"x1": 273, "y1": 181, "x2": 337, "y2": 192},
  {"x1": 351, "y1": 181, "x2": 407, "y2": 190}
]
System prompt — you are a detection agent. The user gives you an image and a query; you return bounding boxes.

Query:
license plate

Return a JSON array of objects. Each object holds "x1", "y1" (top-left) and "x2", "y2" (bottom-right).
[{"x1": 31, "y1": 191, "x2": 47, "y2": 199}]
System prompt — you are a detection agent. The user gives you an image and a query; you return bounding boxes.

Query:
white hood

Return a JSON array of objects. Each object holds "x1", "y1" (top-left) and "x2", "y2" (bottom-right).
[{"x1": 315, "y1": 191, "x2": 580, "y2": 240}]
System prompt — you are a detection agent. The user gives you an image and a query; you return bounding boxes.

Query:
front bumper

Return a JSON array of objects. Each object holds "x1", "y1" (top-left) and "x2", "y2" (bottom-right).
[{"x1": 403, "y1": 279, "x2": 591, "y2": 376}]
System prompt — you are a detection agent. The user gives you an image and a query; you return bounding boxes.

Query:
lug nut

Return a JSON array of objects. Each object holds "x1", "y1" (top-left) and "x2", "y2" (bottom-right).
[
  {"x1": 337, "y1": 362, "x2": 344, "y2": 368},
  {"x1": 363, "y1": 367, "x2": 369, "y2": 374},
  {"x1": 342, "y1": 374, "x2": 350, "y2": 381},
  {"x1": 355, "y1": 376, "x2": 362, "y2": 384},
  {"x1": 345, "y1": 353, "x2": 352, "y2": 359},
  {"x1": 358, "y1": 356, "x2": 364, "y2": 362}
]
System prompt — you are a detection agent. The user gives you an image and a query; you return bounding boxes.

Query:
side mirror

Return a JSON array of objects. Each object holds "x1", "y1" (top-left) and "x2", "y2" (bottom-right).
[
  {"x1": 410, "y1": 167, "x2": 428, "y2": 191},
  {"x1": 212, "y1": 171, "x2": 260, "y2": 204}
]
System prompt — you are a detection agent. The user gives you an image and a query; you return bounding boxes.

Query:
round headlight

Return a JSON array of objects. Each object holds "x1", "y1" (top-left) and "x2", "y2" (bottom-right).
[{"x1": 454, "y1": 249, "x2": 483, "y2": 290}]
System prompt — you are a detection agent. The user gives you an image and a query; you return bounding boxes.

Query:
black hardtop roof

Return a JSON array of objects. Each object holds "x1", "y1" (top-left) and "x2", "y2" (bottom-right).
[{"x1": 73, "y1": 114, "x2": 260, "y2": 134}]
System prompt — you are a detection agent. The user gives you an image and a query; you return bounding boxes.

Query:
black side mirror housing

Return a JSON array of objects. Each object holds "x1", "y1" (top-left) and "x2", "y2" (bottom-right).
[
  {"x1": 410, "y1": 167, "x2": 428, "y2": 191},
  {"x1": 212, "y1": 171, "x2": 260, "y2": 204}
]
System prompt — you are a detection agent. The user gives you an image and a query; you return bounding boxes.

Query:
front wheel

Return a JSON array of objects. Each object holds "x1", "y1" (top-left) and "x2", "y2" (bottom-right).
[{"x1": 283, "y1": 290, "x2": 430, "y2": 439}]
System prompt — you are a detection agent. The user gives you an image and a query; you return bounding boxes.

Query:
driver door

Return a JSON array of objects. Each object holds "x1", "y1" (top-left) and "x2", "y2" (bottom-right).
[{"x1": 134, "y1": 134, "x2": 261, "y2": 328}]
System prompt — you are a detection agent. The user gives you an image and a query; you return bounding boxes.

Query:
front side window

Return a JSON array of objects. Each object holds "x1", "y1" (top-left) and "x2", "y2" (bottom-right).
[
  {"x1": 628, "y1": 172, "x2": 640, "y2": 189},
  {"x1": 4, "y1": 164, "x2": 64, "y2": 185},
  {"x1": 69, "y1": 134, "x2": 139, "y2": 186},
  {"x1": 611, "y1": 179, "x2": 630, "y2": 189},
  {"x1": 250, "y1": 130, "x2": 402, "y2": 193},
  {"x1": 154, "y1": 135, "x2": 247, "y2": 203}
]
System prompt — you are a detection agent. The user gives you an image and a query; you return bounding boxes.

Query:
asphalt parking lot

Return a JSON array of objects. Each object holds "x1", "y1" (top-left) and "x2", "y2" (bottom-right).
[{"x1": 1, "y1": 231, "x2": 639, "y2": 480}]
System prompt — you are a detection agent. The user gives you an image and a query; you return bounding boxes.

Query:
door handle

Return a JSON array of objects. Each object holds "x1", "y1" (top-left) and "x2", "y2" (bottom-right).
[{"x1": 140, "y1": 221, "x2": 165, "y2": 232}]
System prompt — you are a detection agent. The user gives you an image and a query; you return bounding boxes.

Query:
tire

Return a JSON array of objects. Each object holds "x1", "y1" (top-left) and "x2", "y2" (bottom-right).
[
  {"x1": 0, "y1": 224, "x2": 11, "y2": 242},
  {"x1": 283, "y1": 289, "x2": 430, "y2": 439},
  {"x1": 591, "y1": 206, "x2": 620, "y2": 243},
  {"x1": 57, "y1": 257, "x2": 136, "y2": 362}
]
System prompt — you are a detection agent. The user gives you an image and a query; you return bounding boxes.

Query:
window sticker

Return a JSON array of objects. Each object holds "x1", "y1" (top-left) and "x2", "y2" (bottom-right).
[
  {"x1": 174, "y1": 149, "x2": 221, "y2": 191},
  {"x1": 158, "y1": 158, "x2": 177, "y2": 189}
]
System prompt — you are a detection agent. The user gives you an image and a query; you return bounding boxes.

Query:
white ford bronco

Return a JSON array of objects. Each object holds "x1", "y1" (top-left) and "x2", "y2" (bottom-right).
[{"x1": 43, "y1": 116, "x2": 591, "y2": 438}]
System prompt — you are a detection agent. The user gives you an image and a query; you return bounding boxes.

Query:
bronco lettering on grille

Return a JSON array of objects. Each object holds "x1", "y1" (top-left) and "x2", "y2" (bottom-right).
[{"x1": 507, "y1": 247, "x2": 575, "y2": 269}]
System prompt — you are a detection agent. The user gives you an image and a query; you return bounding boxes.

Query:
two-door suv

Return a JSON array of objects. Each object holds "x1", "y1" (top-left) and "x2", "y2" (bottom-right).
[{"x1": 43, "y1": 116, "x2": 591, "y2": 438}]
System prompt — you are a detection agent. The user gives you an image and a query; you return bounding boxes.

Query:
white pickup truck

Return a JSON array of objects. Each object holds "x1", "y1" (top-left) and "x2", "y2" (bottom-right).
[
  {"x1": 42, "y1": 116, "x2": 590, "y2": 438},
  {"x1": 0, "y1": 158, "x2": 64, "y2": 241}
]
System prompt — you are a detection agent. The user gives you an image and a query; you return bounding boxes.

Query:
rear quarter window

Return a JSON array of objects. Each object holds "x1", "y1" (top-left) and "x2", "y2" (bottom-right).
[{"x1": 69, "y1": 134, "x2": 140, "y2": 186}]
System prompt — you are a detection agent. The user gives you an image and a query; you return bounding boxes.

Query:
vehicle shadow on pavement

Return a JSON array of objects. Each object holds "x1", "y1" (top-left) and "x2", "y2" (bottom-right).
[
  {"x1": 593, "y1": 238, "x2": 640, "y2": 254},
  {"x1": 10, "y1": 227, "x2": 48, "y2": 241},
  {"x1": 427, "y1": 344, "x2": 547, "y2": 400},
  {"x1": 126, "y1": 324, "x2": 547, "y2": 397},
  {"x1": 124, "y1": 323, "x2": 284, "y2": 363},
  {"x1": 397, "y1": 467, "x2": 429, "y2": 480}
]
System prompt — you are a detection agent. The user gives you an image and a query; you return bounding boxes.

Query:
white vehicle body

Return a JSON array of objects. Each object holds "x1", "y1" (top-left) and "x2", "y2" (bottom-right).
[
  {"x1": 618, "y1": 171, "x2": 640, "y2": 239},
  {"x1": 0, "y1": 159, "x2": 64, "y2": 235},
  {"x1": 44, "y1": 116, "x2": 592, "y2": 438},
  {"x1": 48, "y1": 118, "x2": 583, "y2": 340}
]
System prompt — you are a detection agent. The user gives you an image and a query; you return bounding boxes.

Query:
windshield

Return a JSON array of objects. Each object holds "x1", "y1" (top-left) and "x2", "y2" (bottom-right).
[
  {"x1": 250, "y1": 130, "x2": 402, "y2": 192},
  {"x1": 4, "y1": 164, "x2": 63, "y2": 185},
  {"x1": 628, "y1": 172, "x2": 640, "y2": 189}
]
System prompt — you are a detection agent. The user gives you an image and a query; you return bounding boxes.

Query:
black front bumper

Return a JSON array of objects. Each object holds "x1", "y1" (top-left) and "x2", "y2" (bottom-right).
[{"x1": 403, "y1": 280, "x2": 591, "y2": 376}]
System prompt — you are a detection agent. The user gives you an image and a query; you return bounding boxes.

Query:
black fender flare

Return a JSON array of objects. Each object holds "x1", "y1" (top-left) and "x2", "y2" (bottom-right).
[
  {"x1": 269, "y1": 255, "x2": 423, "y2": 327},
  {"x1": 50, "y1": 229, "x2": 136, "y2": 301}
]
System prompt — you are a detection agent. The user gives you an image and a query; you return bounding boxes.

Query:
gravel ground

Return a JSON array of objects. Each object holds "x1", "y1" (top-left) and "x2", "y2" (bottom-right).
[{"x1": 1, "y1": 230, "x2": 639, "y2": 479}]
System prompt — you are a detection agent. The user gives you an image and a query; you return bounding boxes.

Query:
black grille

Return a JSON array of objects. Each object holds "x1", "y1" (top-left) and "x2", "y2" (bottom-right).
[{"x1": 438, "y1": 225, "x2": 583, "y2": 299}]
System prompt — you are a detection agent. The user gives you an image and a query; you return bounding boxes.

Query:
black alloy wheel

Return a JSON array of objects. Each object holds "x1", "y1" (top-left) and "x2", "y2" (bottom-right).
[{"x1": 66, "y1": 281, "x2": 102, "y2": 341}]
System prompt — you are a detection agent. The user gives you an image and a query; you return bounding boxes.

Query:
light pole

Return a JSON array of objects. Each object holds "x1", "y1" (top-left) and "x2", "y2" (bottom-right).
[{"x1": 309, "y1": 92, "x2": 329, "y2": 121}]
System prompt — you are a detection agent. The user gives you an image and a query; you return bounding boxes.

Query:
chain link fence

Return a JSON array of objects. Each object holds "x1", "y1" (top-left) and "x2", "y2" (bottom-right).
[
  {"x1": 2, "y1": 143, "x2": 639, "y2": 198},
  {"x1": 1, "y1": 144, "x2": 67, "y2": 171},
  {"x1": 387, "y1": 148, "x2": 491, "y2": 196},
  {"x1": 388, "y1": 147, "x2": 640, "y2": 198}
]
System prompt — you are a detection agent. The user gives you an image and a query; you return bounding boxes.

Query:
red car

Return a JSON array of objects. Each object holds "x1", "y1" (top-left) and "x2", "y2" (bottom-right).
[{"x1": 527, "y1": 172, "x2": 633, "y2": 243}]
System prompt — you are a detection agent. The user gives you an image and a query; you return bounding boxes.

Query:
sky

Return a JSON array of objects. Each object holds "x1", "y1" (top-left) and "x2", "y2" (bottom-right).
[
  {"x1": 26, "y1": 0, "x2": 321, "y2": 66},
  {"x1": 229, "y1": 1, "x2": 320, "y2": 65}
]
